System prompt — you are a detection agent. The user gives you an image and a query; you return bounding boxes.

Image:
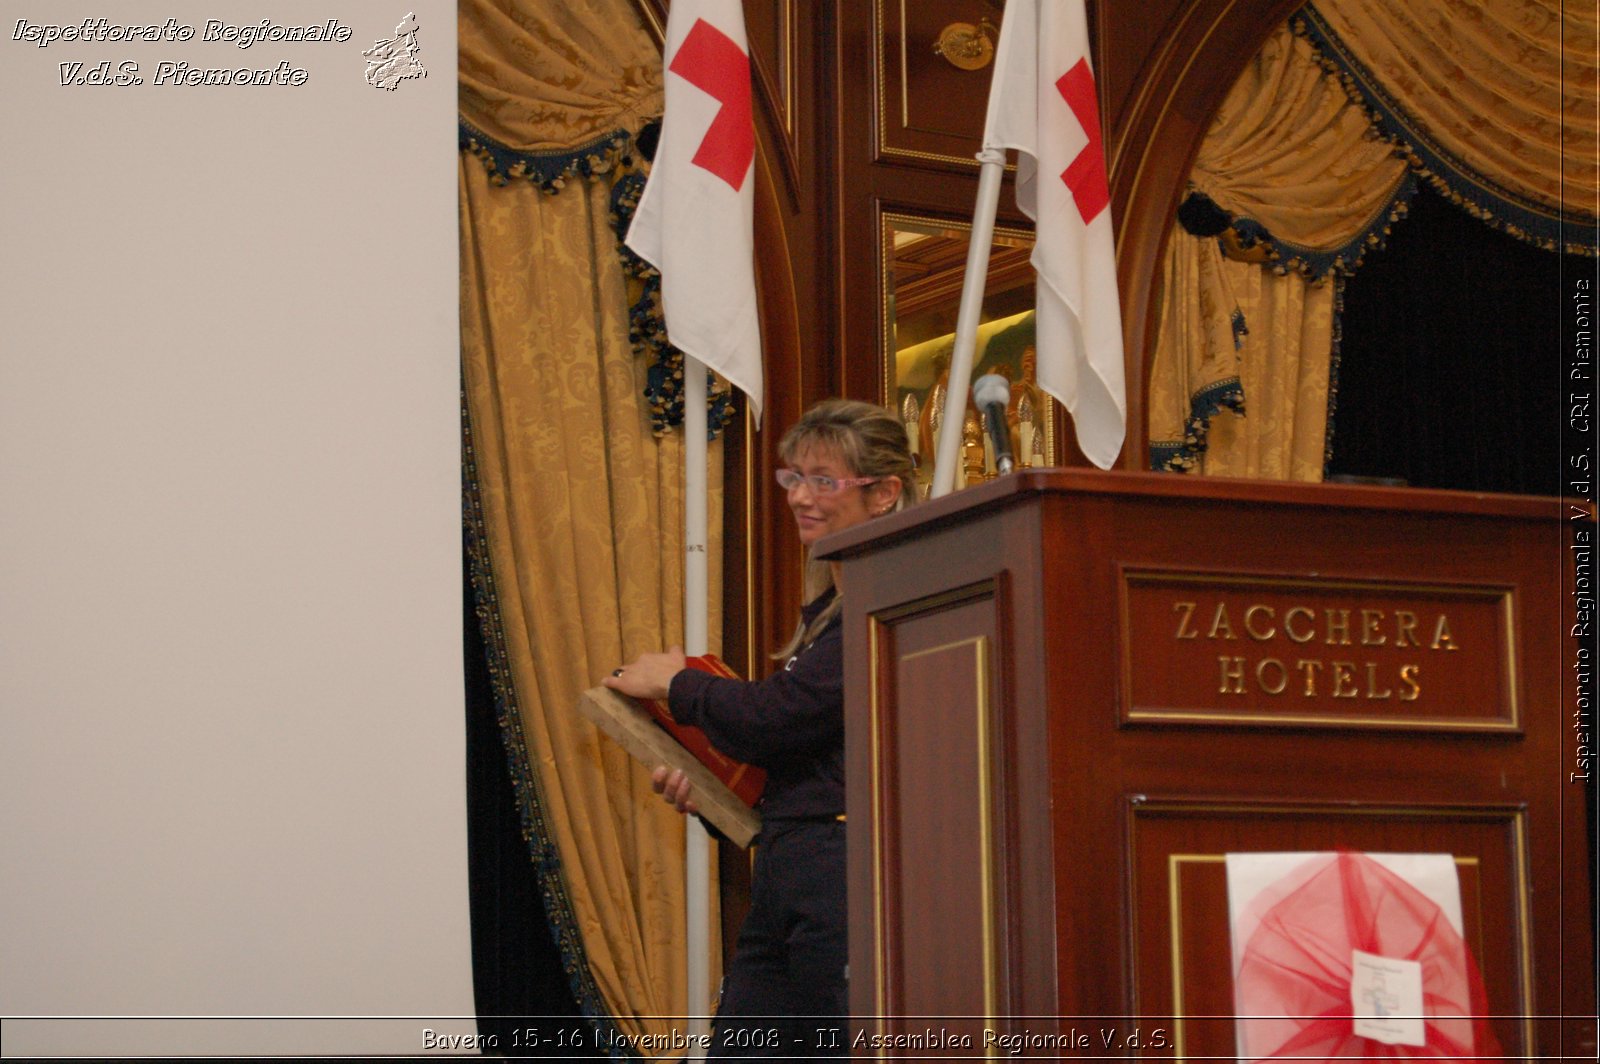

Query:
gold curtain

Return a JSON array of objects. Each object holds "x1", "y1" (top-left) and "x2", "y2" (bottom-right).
[
  {"x1": 1187, "y1": 25, "x2": 1411, "y2": 270},
  {"x1": 1149, "y1": 26, "x2": 1407, "y2": 476},
  {"x1": 1149, "y1": 234, "x2": 1339, "y2": 479},
  {"x1": 1307, "y1": 0, "x2": 1598, "y2": 252},
  {"x1": 460, "y1": 0, "x2": 660, "y2": 151},
  {"x1": 1150, "y1": 1, "x2": 1598, "y2": 477},
  {"x1": 459, "y1": 0, "x2": 725, "y2": 1048}
]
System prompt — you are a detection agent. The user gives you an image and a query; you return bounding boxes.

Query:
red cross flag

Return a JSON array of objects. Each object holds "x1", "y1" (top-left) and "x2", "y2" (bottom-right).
[
  {"x1": 625, "y1": 0, "x2": 764, "y2": 425},
  {"x1": 982, "y1": 0, "x2": 1125, "y2": 468}
]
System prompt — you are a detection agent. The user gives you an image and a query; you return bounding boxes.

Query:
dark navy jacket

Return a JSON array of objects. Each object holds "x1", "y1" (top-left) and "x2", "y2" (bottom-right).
[{"x1": 666, "y1": 590, "x2": 843, "y2": 822}]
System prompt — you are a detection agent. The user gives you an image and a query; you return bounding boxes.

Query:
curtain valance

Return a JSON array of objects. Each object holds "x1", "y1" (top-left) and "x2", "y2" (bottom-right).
[
  {"x1": 459, "y1": 0, "x2": 660, "y2": 155},
  {"x1": 1301, "y1": 0, "x2": 1598, "y2": 255},
  {"x1": 457, "y1": 0, "x2": 655, "y2": 191},
  {"x1": 1150, "y1": 0, "x2": 1597, "y2": 475},
  {"x1": 459, "y1": 0, "x2": 732, "y2": 436},
  {"x1": 1187, "y1": 26, "x2": 1412, "y2": 279}
]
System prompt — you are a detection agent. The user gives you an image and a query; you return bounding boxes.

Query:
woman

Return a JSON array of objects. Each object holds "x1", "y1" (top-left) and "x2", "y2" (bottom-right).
[{"x1": 603, "y1": 398, "x2": 915, "y2": 1059}]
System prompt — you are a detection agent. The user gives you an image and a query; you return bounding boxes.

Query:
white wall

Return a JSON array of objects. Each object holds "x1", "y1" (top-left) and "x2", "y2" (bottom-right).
[{"x1": 0, "y1": 2, "x2": 475, "y2": 1054}]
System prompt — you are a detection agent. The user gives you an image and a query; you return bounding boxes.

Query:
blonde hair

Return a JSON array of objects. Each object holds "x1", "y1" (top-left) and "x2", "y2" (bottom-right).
[{"x1": 774, "y1": 398, "x2": 918, "y2": 659}]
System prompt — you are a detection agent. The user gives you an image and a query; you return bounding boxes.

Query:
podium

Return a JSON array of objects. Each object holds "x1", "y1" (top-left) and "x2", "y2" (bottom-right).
[{"x1": 817, "y1": 470, "x2": 1594, "y2": 1059}]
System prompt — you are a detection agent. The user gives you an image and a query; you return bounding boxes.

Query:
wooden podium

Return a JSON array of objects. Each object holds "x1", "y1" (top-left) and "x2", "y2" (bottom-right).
[{"x1": 818, "y1": 470, "x2": 1594, "y2": 1060}]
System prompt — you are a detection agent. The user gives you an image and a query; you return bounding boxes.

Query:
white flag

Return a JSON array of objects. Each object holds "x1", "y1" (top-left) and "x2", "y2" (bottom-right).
[
  {"x1": 983, "y1": 0, "x2": 1126, "y2": 468},
  {"x1": 625, "y1": 0, "x2": 764, "y2": 425}
]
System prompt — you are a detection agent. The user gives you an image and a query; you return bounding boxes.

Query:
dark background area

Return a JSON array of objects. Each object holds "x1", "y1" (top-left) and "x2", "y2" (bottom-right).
[
  {"x1": 464, "y1": 565, "x2": 601, "y2": 1056},
  {"x1": 1328, "y1": 184, "x2": 1589, "y2": 496}
]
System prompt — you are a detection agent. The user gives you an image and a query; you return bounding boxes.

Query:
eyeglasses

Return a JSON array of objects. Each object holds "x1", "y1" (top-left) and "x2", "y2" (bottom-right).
[{"x1": 775, "y1": 469, "x2": 879, "y2": 494}]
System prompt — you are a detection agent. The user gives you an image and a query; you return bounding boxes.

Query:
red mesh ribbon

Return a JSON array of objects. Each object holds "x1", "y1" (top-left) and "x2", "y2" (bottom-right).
[{"x1": 1234, "y1": 852, "x2": 1500, "y2": 1061}]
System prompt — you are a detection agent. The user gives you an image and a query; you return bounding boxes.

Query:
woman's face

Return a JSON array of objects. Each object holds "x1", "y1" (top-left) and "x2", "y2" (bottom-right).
[{"x1": 785, "y1": 442, "x2": 894, "y2": 547}]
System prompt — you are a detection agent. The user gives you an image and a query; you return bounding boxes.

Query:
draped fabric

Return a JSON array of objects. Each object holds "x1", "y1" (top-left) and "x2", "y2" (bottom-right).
[
  {"x1": 459, "y1": 0, "x2": 726, "y2": 1048},
  {"x1": 1149, "y1": 26, "x2": 1403, "y2": 475},
  {"x1": 457, "y1": 0, "x2": 737, "y2": 436},
  {"x1": 1149, "y1": 2, "x2": 1598, "y2": 476},
  {"x1": 1303, "y1": 0, "x2": 1599, "y2": 255},
  {"x1": 459, "y1": 0, "x2": 660, "y2": 153},
  {"x1": 1234, "y1": 854, "x2": 1499, "y2": 1061},
  {"x1": 1149, "y1": 232, "x2": 1338, "y2": 479},
  {"x1": 1187, "y1": 24, "x2": 1412, "y2": 278}
]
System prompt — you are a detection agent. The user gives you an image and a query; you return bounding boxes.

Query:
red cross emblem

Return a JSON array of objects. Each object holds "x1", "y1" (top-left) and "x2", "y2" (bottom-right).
[
  {"x1": 669, "y1": 19, "x2": 754, "y2": 192},
  {"x1": 1054, "y1": 59, "x2": 1109, "y2": 225}
]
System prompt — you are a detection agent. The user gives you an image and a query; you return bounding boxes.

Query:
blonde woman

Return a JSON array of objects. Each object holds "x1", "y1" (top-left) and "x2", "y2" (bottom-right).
[{"x1": 606, "y1": 398, "x2": 915, "y2": 1059}]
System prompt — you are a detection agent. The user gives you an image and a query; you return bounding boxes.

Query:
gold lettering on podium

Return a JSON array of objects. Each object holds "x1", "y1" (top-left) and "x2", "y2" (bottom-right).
[
  {"x1": 1173, "y1": 602, "x2": 1199, "y2": 640},
  {"x1": 1297, "y1": 659, "x2": 1323, "y2": 696},
  {"x1": 1244, "y1": 605, "x2": 1276, "y2": 641},
  {"x1": 1121, "y1": 569, "x2": 1516, "y2": 731},
  {"x1": 1399, "y1": 664, "x2": 1421, "y2": 701},
  {"x1": 1218, "y1": 656, "x2": 1245, "y2": 694},
  {"x1": 1256, "y1": 657, "x2": 1288, "y2": 694},
  {"x1": 1169, "y1": 599, "x2": 1464, "y2": 702},
  {"x1": 1325, "y1": 609, "x2": 1353, "y2": 646},
  {"x1": 1284, "y1": 607, "x2": 1316, "y2": 643},
  {"x1": 1207, "y1": 603, "x2": 1236, "y2": 640}
]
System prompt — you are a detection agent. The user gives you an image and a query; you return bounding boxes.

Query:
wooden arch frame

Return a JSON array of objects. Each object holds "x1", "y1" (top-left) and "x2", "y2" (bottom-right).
[{"x1": 1100, "y1": 0, "x2": 1310, "y2": 469}]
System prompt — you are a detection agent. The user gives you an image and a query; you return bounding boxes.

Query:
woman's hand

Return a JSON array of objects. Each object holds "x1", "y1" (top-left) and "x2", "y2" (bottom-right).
[
  {"x1": 651, "y1": 765, "x2": 699, "y2": 816},
  {"x1": 602, "y1": 646, "x2": 687, "y2": 701}
]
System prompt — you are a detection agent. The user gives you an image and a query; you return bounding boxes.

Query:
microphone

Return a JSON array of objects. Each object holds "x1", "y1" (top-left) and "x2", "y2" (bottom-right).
[{"x1": 972, "y1": 373, "x2": 1014, "y2": 476}]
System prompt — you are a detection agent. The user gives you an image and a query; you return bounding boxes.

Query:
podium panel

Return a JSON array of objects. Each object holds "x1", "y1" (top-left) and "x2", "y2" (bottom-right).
[
  {"x1": 865, "y1": 584, "x2": 1012, "y2": 1044},
  {"x1": 1127, "y1": 800, "x2": 1530, "y2": 1057},
  {"x1": 821, "y1": 471, "x2": 1595, "y2": 1060}
]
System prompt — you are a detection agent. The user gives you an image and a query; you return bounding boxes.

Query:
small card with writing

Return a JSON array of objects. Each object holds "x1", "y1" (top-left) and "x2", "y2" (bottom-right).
[{"x1": 1350, "y1": 948, "x2": 1427, "y2": 1046}]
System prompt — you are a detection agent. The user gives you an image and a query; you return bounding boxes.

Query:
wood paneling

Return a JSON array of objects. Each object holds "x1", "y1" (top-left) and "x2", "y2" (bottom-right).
[
  {"x1": 873, "y1": 0, "x2": 1005, "y2": 170},
  {"x1": 744, "y1": 0, "x2": 802, "y2": 204},
  {"x1": 825, "y1": 471, "x2": 1593, "y2": 1059},
  {"x1": 866, "y1": 587, "x2": 1014, "y2": 1041},
  {"x1": 1127, "y1": 802, "x2": 1530, "y2": 1059}
]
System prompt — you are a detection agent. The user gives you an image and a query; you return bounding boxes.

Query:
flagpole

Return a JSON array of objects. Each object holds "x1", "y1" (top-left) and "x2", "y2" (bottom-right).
[
  {"x1": 929, "y1": 146, "x2": 1008, "y2": 499},
  {"x1": 682, "y1": 354, "x2": 713, "y2": 1055}
]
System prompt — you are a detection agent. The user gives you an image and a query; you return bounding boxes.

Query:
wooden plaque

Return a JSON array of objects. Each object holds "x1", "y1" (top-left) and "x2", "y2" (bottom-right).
[{"x1": 577, "y1": 686, "x2": 762, "y2": 848}]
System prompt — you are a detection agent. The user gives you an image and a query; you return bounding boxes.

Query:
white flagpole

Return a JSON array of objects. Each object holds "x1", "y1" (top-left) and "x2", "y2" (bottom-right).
[
  {"x1": 682, "y1": 355, "x2": 713, "y2": 1055},
  {"x1": 929, "y1": 146, "x2": 1008, "y2": 498}
]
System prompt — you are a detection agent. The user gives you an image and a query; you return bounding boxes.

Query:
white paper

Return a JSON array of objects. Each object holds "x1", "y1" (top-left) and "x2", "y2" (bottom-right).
[{"x1": 1350, "y1": 948, "x2": 1428, "y2": 1045}]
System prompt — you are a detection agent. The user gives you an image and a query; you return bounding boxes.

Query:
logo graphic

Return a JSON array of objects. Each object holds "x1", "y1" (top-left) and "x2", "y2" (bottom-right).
[
  {"x1": 667, "y1": 18, "x2": 753, "y2": 192},
  {"x1": 364, "y1": 13, "x2": 425, "y2": 91},
  {"x1": 1053, "y1": 58, "x2": 1108, "y2": 225}
]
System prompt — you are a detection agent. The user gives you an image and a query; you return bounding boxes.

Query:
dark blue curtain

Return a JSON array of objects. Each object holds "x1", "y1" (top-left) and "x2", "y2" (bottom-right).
[{"x1": 1328, "y1": 184, "x2": 1592, "y2": 496}]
